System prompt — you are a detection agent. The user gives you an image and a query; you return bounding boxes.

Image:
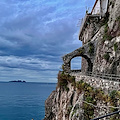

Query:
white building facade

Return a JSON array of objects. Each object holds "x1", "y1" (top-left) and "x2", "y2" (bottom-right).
[{"x1": 91, "y1": 0, "x2": 109, "y2": 17}]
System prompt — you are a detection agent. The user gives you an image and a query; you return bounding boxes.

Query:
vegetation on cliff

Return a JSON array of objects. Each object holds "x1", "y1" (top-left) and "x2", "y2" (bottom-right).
[{"x1": 57, "y1": 72, "x2": 120, "y2": 120}]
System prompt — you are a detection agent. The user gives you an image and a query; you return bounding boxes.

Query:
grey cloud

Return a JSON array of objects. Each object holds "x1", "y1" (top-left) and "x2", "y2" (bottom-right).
[
  {"x1": 0, "y1": 56, "x2": 60, "y2": 71},
  {"x1": 0, "y1": 0, "x2": 95, "y2": 82}
]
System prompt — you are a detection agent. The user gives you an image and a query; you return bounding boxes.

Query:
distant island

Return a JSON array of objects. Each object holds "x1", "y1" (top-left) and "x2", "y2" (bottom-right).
[{"x1": 9, "y1": 80, "x2": 26, "y2": 83}]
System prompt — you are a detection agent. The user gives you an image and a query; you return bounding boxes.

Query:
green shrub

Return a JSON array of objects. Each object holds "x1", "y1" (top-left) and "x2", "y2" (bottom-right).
[
  {"x1": 88, "y1": 43, "x2": 94, "y2": 55},
  {"x1": 62, "y1": 64, "x2": 65, "y2": 70},
  {"x1": 109, "y1": 90, "x2": 120, "y2": 113},
  {"x1": 116, "y1": 16, "x2": 120, "y2": 22},
  {"x1": 85, "y1": 96, "x2": 93, "y2": 103},
  {"x1": 65, "y1": 86, "x2": 69, "y2": 92},
  {"x1": 76, "y1": 80, "x2": 84, "y2": 93},
  {"x1": 67, "y1": 106, "x2": 72, "y2": 115},
  {"x1": 104, "y1": 24, "x2": 108, "y2": 33},
  {"x1": 68, "y1": 75, "x2": 75, "y2": 83},
  {"x1": 114, "y1": 43, "x2": 118, "y2": 51},
  {"x1": 57, "y1": 72, "x2": 76, "y2": 90},
  {"x1": 103, "y1": 34, "x2": 112, "y2": 42},
  {"x1": 103, "y1": 24, "x2": 113, "y2": 42},
  {"x1": 79, "y1": 48, "x2": 85, "y2": 54},
  {"x1": 83, "y1": 102, "x2": 94, "y2": 119},
  {"x1": 57, "y1": 72, "x2": 68, "y2": 89},
  {"x1": 109, "y1": 90, "x2": 118, "y2": 99},
  {"x1": 103, "y1": 53, "x2": 110, "y2": 62},
  {"x1": 110, "y1": 114, "x2": 120, "y2": 120},
  {"x1": 71, "y1": 109, "x2": 77, "y2": 117}
]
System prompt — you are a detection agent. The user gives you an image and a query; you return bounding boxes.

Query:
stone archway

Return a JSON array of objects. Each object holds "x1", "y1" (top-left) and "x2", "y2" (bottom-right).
[{"x1": 62, "y1": 46, "x2": 94, "y2": 74}]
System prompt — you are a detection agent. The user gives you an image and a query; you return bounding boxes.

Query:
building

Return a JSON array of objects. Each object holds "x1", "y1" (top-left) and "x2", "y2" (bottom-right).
[
  {"x1": 79, "y1": 0, "x2": 109, "y2": 44},
  {"x1": 63, "y1": 0, "x2": 110, "y2": 74}
]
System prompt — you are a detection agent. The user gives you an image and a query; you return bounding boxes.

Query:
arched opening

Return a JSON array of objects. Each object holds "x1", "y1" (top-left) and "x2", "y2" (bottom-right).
[
  {"x1": 71, "y1": 57, "x2": 82, "y2": 70},
  {"x1": 62, "y1": 48, "x2": 93, "y2": 73}
]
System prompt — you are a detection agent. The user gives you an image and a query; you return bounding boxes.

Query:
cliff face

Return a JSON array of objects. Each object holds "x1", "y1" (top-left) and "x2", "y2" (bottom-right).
[
  {"x1": 44, "y1": 72, "x2": 120, "y2": 120},
  {"x1": 43, "y1": 0, "x2": 120, "y2": 120},
  {"x1": 44, "y1": 83, "x2": 84, "y2": 120},
  {"x1": 92, "y1": 0, "x2": 120, "y2": 74}
]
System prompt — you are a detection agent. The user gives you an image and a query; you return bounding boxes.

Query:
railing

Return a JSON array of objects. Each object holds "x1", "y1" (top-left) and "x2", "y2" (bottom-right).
[
  {"x1": 86, "y1": 72, "x2": 120, "y2": 82},
  {"x1": 70, "y1": 70, "x2": 120, "y2": 82},
  {"x1": 91, "y1": 110, "x2": 120, "y2": 120},
  {"x1": 79, "y1": 13, "x2": 88, "y2": 36},
  {"x1": 79, "y1": 7, "x2": 101, "y2": 36},
  {"x1": 71, "y1": 70, "x2": 81, "y2": 73}
]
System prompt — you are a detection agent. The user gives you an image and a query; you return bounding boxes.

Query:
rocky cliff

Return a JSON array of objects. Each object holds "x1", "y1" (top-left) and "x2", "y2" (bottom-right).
[
  {"x1": 43, "y1": 0, "x2": 120, "y2": 120},
  {"x1": 43, "y1": 72, "x2": 120, "y2": 120}
]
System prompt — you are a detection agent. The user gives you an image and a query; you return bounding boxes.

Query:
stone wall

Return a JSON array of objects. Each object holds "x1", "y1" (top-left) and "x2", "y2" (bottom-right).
[
  {"x1": 108, "y1": 0, "x2": 120, "y2": 37},
  {"x1": 81, "y1": 57, "x2": 88, "y2": 73},
  {"x1": 80, "y1": 15, "x2": 101, "y2": 44},
  {"x1": 70, "y1": 72, "x2": 120, "y2": 93},
  {"x1": 62, "y1": 40, "x2": 96, "y2": 73}
]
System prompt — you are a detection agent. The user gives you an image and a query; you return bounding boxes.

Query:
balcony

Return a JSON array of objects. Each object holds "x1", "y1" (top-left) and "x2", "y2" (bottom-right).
[{"x1": 78, "y1": 11, "x2": 100, "y2": 41}]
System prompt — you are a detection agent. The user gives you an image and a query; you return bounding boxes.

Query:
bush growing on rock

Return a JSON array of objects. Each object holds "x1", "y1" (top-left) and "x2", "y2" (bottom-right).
[
  {"x1": 88, "y1": 42, "x2": 94, "y2": 55},
  {"x1": 114, "y1": 43, "x2": 118, "y2": 51},
  {"x1": 57, "y1": 72, "x2": 68, "y2": 89},
  {"x1": 57, "y1": 72, "x2": 75, "y2": 91},
  {"x1": 103, "y1": 23, "x2": 113, "y2": 42},
  {"x1": 103, "y1": 53, "x2": 110, "y2": 62}
]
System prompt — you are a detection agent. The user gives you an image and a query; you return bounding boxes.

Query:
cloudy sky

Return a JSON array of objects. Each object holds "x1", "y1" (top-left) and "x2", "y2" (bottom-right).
[{"x1": 0, "y1": 0, "x2": 95, "y2": 83}]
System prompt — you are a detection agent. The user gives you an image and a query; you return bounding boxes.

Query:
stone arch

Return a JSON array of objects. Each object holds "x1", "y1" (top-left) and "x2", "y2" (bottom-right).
[{"x1": 63, "y1": 50, "x2": 93, "y2": 73}]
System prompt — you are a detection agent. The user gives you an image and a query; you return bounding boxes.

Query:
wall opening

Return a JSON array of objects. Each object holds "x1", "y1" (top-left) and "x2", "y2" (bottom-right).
[{"x1": 71, "y1": 57, "x2": 82, "y2": 70}]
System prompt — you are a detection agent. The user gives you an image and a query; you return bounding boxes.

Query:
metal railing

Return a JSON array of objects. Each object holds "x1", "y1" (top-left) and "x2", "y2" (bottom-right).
[
  {"x1": 91, "y1": 110, "x2": 120, "y2": 120},
  {"x1": 86, "y1": 72, "x2": 120, "y2": 82},
  {"x1": 79, "y1": 7, "x2": 101, "y2": 35},
  {"x1": 71, "y1": 70, "x2": 81, "y2": 73}
]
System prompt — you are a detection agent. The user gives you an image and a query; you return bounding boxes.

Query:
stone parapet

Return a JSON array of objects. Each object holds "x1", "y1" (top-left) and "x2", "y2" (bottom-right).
[{"x1": 71, "y1": 72, "x2": 120, "y2": 93}]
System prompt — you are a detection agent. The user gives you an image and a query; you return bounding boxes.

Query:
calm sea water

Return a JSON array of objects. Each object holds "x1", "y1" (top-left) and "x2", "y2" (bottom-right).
[{"x1": 0, "y1": 82, "x2": 56, "y2": 120}]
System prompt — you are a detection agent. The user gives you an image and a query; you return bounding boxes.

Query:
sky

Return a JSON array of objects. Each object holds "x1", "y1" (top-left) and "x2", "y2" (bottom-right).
[{"x1": 0, "y1": 0, "x2": 95, "y2": 83}]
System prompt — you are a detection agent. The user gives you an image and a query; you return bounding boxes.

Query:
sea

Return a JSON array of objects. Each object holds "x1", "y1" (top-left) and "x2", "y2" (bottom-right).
[{"x1": 0, "y1": 82, "x2": 56, "y2": 120}]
